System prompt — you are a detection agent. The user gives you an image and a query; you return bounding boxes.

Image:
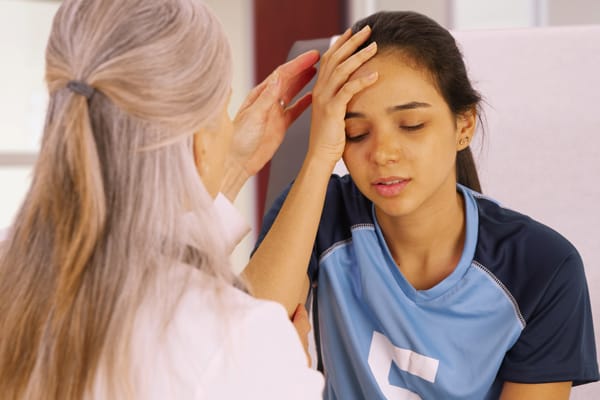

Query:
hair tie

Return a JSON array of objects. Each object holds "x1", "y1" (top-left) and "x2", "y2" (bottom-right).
[{"x1": 67, "y1": 80, "x2": 95, "y2": 100}]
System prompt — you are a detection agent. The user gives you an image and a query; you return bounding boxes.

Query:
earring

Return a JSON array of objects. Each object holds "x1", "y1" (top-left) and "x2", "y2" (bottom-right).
[{"x1": 459, "y1": 137, "x2": 470, "y2": 146}]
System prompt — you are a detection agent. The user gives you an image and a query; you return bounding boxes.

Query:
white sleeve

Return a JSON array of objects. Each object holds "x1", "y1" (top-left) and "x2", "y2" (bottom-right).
[
  {"x1": 201, "y1": 300, "x2": 325, "y2": 400},
  {"x1": 213, "y1": 193, "x2": 251, "y2": 253}
]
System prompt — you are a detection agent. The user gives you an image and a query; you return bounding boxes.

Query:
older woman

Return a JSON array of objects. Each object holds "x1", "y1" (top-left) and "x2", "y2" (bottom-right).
[{"x1": 0, "y1": 0, "x2": 323, "y2": 399}]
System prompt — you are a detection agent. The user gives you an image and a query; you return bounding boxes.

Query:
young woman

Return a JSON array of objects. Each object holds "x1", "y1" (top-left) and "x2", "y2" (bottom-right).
[
  {"x1": 246, "y1": 11, "x2": 599, "y2": 399},
  {"x1": 0, "y1": 0, "x2": 324, "y2": 398}
]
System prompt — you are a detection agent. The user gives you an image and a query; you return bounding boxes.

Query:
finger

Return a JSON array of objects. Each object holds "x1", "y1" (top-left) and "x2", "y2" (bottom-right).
[
  {"x1": 291, "y1": 304, "x2": 310, "y2": 334},
  {"x1": 291, "y1": 302, "x2": 309, "y2": 322},
  {"x1": 278, "y1": 49, "x2": 320, "y2": 80},
  {"x1": 239, "y1": 79, "x2": 268, "y2": 110},
  {"x1": 242, "y1": 50, "x2": 318, "y2": 110},
  {"x1": 327, "y1": 25, "x2": 372, "y2": 69},
  {"x1": 324, "y1": 28, "x2": 352, "y2": 56},
  {"x1": 334, "y1": 72, "x2": 379, "y2": 106},
  {"x1": 315, "y1": 26, "x2": 372, "y2": 95},
  {"x1": 284, "y1": 92, "x2": 312, "y2": 126},
  {"x1": 248, "y1": 73, "x2": 281, "y2": 114},
  {"x1": 326, "y1": 41, "x2": 377, "y2": 93},
  {"x1": 280, "y1": 66, "x2": 316, "y2": 105}
]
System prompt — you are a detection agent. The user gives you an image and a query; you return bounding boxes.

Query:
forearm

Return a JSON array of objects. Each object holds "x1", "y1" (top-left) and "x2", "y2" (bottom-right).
[
  {"x1": 243, "y1": 155, "x2": 334, "y2": 316},
  {"x1": 499, "y1": 381, "x2": 571, "y2": 400}
]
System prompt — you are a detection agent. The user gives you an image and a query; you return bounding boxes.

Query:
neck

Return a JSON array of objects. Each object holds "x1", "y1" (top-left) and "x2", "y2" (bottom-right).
[{"x1": 375, "y1": 184, "x2": 466, "y2": 290}]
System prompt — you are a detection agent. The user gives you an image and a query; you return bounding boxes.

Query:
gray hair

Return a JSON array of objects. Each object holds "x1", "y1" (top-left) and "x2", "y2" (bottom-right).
[{"x1": 0, "y1": 0, "x2": 237, "y2": 398}]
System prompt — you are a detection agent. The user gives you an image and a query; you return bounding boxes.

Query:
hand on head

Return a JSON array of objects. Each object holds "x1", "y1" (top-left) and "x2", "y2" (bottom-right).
[
  {"x1": 229, "y1": 50, "x2": 320, "y2": 177},
  {"x1": 307, "y1": 26, "x2": 379, "y2": 169}
]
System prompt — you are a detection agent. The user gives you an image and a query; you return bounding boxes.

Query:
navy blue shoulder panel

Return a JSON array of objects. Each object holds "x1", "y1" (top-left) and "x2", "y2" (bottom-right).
[
  {"x1": 474, "y1": 197, "x2": 599, "y2": 385},
  {"x1": 474, "y1": 196, "x2": 578, "y2": 321},
  {"x1": 316, "y1": 175, "x2": 372, "y2": 248},
  {"x1": 312, "y1": 175, "x2": 372, "y2": 281}
]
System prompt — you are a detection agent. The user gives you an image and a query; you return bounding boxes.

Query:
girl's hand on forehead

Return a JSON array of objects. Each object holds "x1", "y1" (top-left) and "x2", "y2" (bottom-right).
[{"x1": 307, "y1": 26, "x2": 379, "y2": 168}]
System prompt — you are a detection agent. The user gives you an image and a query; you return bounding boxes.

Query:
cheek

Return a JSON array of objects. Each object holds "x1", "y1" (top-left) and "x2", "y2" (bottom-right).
[{"x1": 342, "y1": 146, "x2": 363, "y2": 173}]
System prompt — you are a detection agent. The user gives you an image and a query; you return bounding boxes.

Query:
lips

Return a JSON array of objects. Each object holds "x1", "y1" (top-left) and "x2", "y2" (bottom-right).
[{"x1": 372, "y1": 177, "x2": 411, "y2": 197}]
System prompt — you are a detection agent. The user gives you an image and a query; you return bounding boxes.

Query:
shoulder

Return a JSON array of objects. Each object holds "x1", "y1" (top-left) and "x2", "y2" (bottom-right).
[
  {"x1": 475, "y1": 195, "x2": 579, "y2": 271},
  {"x1": 473, "y1": 195, "x2": 586, "y2": 320},
  {"x1": 317, "y1": 174, "x2": 372, "y2": 247}
]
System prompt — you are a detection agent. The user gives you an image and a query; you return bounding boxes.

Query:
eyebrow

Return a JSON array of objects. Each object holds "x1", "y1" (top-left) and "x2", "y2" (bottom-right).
[{"x1": 345, "y1": 101, "x2": 431, "y2": 119}]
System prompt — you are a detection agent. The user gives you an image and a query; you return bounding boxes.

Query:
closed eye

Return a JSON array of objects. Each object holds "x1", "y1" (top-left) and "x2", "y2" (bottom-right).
[
  {"x1": 401, "y1": 123, "x2": 424, "y2": 132},
  {"x1": 346, "y1": 133, "x2": 368, "y2": 143}
]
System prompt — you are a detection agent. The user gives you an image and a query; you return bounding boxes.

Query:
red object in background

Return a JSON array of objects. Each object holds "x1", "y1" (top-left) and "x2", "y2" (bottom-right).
[{"x1": 252, "y1": 0, "x2": 346, "y2": 228}]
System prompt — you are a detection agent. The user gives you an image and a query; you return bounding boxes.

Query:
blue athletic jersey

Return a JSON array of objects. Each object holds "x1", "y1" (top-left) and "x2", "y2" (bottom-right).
[{"x1": 257, "y1": 175, "x2": 599, "y2": 399}]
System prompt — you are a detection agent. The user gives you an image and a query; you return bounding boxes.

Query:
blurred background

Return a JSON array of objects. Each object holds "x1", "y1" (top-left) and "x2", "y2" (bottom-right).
[{"x1": 1, "y1": 0, "x2": 599, "y2": 280}]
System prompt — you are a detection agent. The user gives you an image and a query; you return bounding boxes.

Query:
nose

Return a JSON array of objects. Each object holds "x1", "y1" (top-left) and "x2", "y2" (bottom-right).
[{"x1": 371, "y1": 130, "x2": 401, "y2": 166}]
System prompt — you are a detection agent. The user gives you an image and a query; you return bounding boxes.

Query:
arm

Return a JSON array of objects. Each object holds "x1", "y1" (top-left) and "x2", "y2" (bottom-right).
[
  {"x1": 243, "y1": 26, "x2": 379, "y2": 316},
  {"x1": 243, "y1": 154, "x2": 334, "y2": 314},
  {"x1": 500, "y1": 381, "x2": 571, "y2": 400}
]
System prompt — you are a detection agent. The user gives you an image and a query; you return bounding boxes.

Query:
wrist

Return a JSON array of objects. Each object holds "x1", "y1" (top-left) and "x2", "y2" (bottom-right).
[
  {"x1": 220, "y1": 160, "x2": 250, "y2": 202},
  {"x1": 304, "y1": 149, "x2": 341, "y2": 173}
]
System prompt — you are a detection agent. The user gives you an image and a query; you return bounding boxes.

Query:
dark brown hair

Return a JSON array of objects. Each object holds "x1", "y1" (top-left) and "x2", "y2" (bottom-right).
[{"x1": 352, "y1": 11, "x2": 483, "y2": 192}]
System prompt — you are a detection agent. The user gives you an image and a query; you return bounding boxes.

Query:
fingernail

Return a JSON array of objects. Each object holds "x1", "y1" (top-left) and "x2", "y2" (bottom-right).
[
  {"x1": 366, "y1": 42, "x2": 377, "y2": 51},
  {"x1": 367, "y1": 72, "x2": 378, "y2": 81},
  {"x1": 361, "y1": 25, "x2": 371, "y2": 33}
]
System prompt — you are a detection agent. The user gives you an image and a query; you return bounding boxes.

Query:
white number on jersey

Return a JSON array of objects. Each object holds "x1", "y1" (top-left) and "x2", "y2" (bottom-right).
[{"x1": 367, "y1": 331, "x2": 439, "y2": 399}]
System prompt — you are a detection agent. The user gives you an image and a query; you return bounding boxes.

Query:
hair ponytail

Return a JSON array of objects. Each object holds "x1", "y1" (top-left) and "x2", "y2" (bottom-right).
[
  {"x1": 456, "y1": 147, "x2": 481, "y2": 192},
  {"x1": 51, "y1": 89, "x2": 107, "y2": 313},
  {"x1": 0, "y1": 86, "x2": 109, "y2": 398}
]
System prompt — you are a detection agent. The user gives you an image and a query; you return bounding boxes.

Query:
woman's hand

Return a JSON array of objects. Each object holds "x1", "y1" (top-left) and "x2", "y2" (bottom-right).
[
  {"x1": 291, "y1": 303, "x2": 312, "y2": 367},
  {"x1": 307, "y1": 26, "x2": 379, "y2": 168},
  {"x1": 221, "y1": 50, "x2": 320, "y2": 201}
]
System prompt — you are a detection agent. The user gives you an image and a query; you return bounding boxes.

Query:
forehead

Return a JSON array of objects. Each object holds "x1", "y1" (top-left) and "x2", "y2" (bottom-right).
[{"x1": 347, "y1": 51, "x2": 443, "y2": 111}]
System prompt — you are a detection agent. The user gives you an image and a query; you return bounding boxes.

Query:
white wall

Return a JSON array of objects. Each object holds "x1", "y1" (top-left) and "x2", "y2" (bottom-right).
[
  {"x1": 452, "y1": 0, "x2": 538, "y2": 29},
  {"x1": 0, "y1": 1, "x2": 59, "y2": 228},
  {"x1": 347, "y1": 0, "x2": 600, "y2": 29},
  {"x1": 347, "y1": 0, "x2": 450, "y2": 26},
  {"x1": 203, "y1": 0, "x2": 256, "y2": 273}
]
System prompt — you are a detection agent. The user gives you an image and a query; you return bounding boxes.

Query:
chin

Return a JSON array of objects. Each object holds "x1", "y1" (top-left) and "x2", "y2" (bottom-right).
[{"x1": 372, "y1": 196, "x2": 420, "y2": 219}]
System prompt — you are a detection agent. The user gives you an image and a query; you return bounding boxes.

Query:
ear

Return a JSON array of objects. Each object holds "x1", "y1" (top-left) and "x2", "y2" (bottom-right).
[{"x1": 456, "y1": 108, "x2": 477, "y2": 151}]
